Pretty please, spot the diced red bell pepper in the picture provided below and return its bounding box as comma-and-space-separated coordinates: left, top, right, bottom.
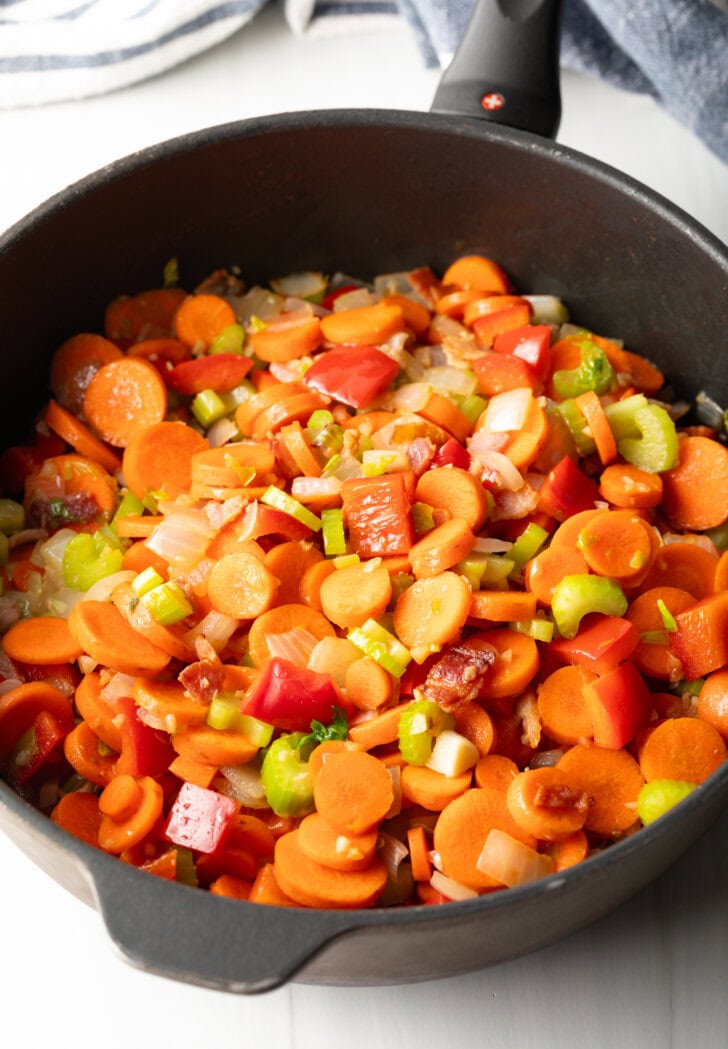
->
244, 502, 313, 541
537, 456, 600, 521
164, 781, 238, 855
432, 438, 472, 471
241, 657, 348, 732
166, 353, 253, 395
304, 345, 400, 409
472, 303, 533, 349
549, 614, 640, 675
472, 352, 535, 396
668, 592, 728, 681
581, 659, 652, 749
342, 473, 415, 558
114, 695, 176, 778
492, 324, 552, 386
7, 710, 70, 785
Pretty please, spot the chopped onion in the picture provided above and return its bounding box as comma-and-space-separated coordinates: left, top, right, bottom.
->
35, 527, 76, 571
11, 528, 48, 552
426, 366, 478, 397
219, 762, 268, 807
0, 677, 23, 695
269, 360, 305, 384
392, 383, 433, 413
206, 416, 239, 448
184, 610, 239, 650
378, 831, 409, 879
332, 287, 373, 311
663, 532, 718, 555
137, 707, 177, 734
470, 447, 524, 492
429, 871, 479, 902
476, 828, 554, 887
523, 295, 569, 325
467, 429, 509, 457
146, 506, 213, 570
265, 627, 319, 666
385, 765, 402, 819
490, 483, 540, 520
236, 285, 284, 324
482, 387, 533, 434
472, 537, 513, 554
78, 655, 98, 675
84, 569, 136, 603
291, 475, 343, 500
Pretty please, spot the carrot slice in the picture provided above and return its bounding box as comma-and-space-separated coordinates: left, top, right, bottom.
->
661, 435, 728, 530
638, 540, 717, 601
344, 657, 396, 711
105, 288, 187, 349
393, 571, 472, 658
2, 615, 83, 665
273, 828, 388, 909
432, 786, 536, 890
400, 765, 472, 811
441, 255, 510, 294
171, 725, 259, 766
263, 540, 323, 606
524, 544, 590, 606
626, 586, 696, 681
63, 721, 117, 787
573, 390, 617, 465
543, 829, 589, 871
0, 681, 75, 763
50, 332, 124, 415
248, 863, 299, 906
506, 766, 590, 842
451, 701, 495, 757
313, 749, 394, 834
174, 293, 237, 350
121, 420, 209, 501
556, 744, 644, 837
83, 358, 167, 448
250, 315, 323, 363
319, 560, 393, 629
347, 702, 412, 750
577, 509, 655, 585
206, 552, 280, 619
132, 678, 210, 730
297, 812, 379, 872
98, 774, 164, 854
246, 603, 336, 668
73, 672, 123, 752
414, 466, 490, 532
598, 463, 663, 509
473, 754, 519, 791
469, 590, 538, 624
44, 400, 122, 474
50, 791, 103, 848
698, 669, 728, 741
537, 665, 597, 745
408, 517, 476, 579
68, 600, 171, 676
320, 302, 405, 345
475, 627, 540, 701
637, 717, 727, 784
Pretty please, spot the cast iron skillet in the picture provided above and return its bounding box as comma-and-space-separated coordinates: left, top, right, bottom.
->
0, 0, 727, 994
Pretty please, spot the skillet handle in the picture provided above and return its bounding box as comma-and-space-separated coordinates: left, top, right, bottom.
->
91, 856, 363, 993
430, 0, 562, 139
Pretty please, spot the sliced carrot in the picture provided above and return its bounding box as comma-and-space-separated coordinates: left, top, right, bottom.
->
637, 716, 727, 784
506, 766, 590, 841
576, 509, 655, 585
273, 828, 388, 909
557, 744, 644, 837
451, 700, 495, 757
543, 829, 589, 871
114, 514, 164, 538
206, 551, 280, 620
626, 586, 696, 681
408, 517, 476, 579
132, 678, 210, 730
417, 393, 472, 444
319, 560, 392, 630
276, 422, 322, 479
524, 543, 590, 606
250, 314, 323, 363
441, 256, 510, 294
105, 288, 187, 349
298, 558, 336, 611
191, 441, 276, 489
83, 358, 167, 448
573, 390, 617, 465
469, 589, 538, 624
234, 381, 307, 438
400, 764, 472, 812
121, 540, 170, 578
598, 462, 663, 509
475, 627, 540, 701
393, 571, 472, 658
247, 862, 299, 906
473, 754, 519, 791
0, 681, 75, 763
661, 435, 728, 531
591, 334, 664, 395
73, 672, 123, 752
406, 824, 433, 882
537, 665, 597, 745
307, 739, 363, 782
208, 874, 252, 900
174, 293, 237, 350
111, 585, 196, 663
45, 400, 122, 474
434, 288, 484, 319
313, 748, 393, 834
433, 786, 535, 890
171, 725, 259, 766
50, 791, 103, 848
414, 466, 490, 532
68, 599, 171, 676
549, 507, 606, 551
50, 332, 124, 415
297, 811, 379, 872
126, 336, 191, 365
638, 541, 717, 600
698, 669, 728, 741
347, 702, 412, 750
63, 720, 117, 787
2, 615, 83, 665
168, 753, 218, 789
344, 657, 396, 711
250, 391, 329, 442
98, 773, 164, 854
263, 540, 322, 606
320, 302, 405, 345
380, 294, 431, 337
121, 421, 209, 501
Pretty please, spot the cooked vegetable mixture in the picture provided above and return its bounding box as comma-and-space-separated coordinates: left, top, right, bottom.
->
1, 254, 728, 908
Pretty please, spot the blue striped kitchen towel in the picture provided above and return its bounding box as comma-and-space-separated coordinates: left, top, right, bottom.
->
1, 0, 726, 162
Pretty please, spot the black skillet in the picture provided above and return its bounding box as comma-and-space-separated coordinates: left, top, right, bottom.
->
0, 0, 727, 993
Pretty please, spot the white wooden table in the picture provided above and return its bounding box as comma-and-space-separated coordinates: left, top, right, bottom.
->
1, 7, 727, 1046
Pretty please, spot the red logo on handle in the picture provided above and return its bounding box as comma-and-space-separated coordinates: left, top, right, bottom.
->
480, 92, 505, 112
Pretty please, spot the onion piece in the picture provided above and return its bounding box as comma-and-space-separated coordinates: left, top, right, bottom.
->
184, 610, 239, 651
100, 672, 137, 705
84, 569, 136, 603
481, 388, 533, 434
265, 627, 319, 667
206, 416, 239, 448
426, 366, 478, 397
476, 828, 554, 887
219, 763, 268, 808
146, 506, 213, 571
430, 870, 479, 901
291, 475, 343, 500
472, 537, 513, 554
378, 831, 409, 879
393, 383, 433, 413
470, 448, 524, 492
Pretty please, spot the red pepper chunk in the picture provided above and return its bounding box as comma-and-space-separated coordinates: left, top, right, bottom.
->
581, 660, 652, 749
538, 456, 600, 521
304, 345, 400, 409
492, 324, 552, 386
549, 614, 640, 676
165, 782, 238, 854
114, 695, 176, 779
342, 473, 415, 558
241, 657, 347, 732
166, 353, 252, 395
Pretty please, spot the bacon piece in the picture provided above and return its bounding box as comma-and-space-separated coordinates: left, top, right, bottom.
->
178, 660, 226, 703
533, 784, 591, 813
26, 492, 99, 529
420, 640, 496, 712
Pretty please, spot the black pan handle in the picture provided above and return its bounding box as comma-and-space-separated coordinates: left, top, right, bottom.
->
430, 0, 563, 139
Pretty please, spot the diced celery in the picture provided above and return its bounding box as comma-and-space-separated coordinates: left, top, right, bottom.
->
174, 846, 199, 887
398, 699, 455, 765
311, 423, 344, 457
220, 380, 256, 413
657, 598, 678, 633
132, 566, 165, 597
348, 618, 412, 677
412, 501, 436, 534
636, 779, 697, 825
62, 532, 124, 592
209, 323, 246, 355
140, 580, 193, 626
163, 256, 179, 288
332, 553, 360, 569
511, 617, 554, 643
306, 409, 335, 434
458, 557, 487, 591
321, 508, 347, 556
508, 522, 549, 568
551, 340, 614, 399
551, 574, 627, 639
261, 486, 322, 532
206, 695, 274, 746
480, 554, 516, 585
617, 404, 678, 473
557, 399, 596, 456
191, 389, 227, 428
457, 393, 488, 425
260, 732, 314, 817
603, 393, 648, 441
390, 572, 415, 601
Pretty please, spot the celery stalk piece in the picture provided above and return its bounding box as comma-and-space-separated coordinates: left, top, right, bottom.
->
191, 388, 228, 428
140, 580, 194, 626
603, 393, 649, 441
320, 508, 347, 556
551, 341, 614, 399
398, 698, 455, 765
508, 522, 549, 568
62, 532, 124, 591
0, 498, 25, 535
131, 566, 165, 598
261, 485, 322, 532
347, 618, 412, 677
260, 732, 314, 817
209, 323, 246, 355
551, 574, 627, 639
617, 404, 678, 473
